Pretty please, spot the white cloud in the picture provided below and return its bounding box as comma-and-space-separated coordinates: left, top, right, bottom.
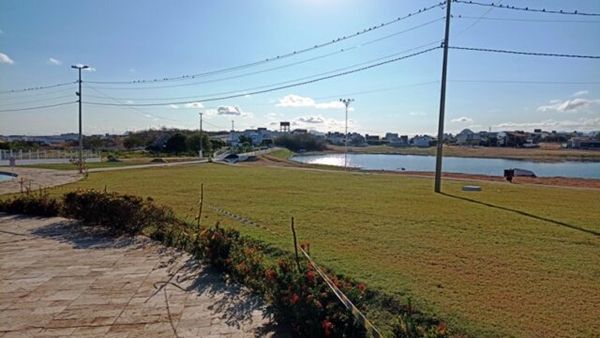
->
0, 52, 14, 65
451, 116, 473, 123
537, 98, 600, 112
48, 57, 62, 65
297, 116, 325, 124
409, 112, 427, 116
292, 115, 354, 131
276, 94, 346, 110
129, 68, 136, 73
126, 100, 134, 104
495, 117, 600, 131
169, 104, 179, 109
572, 90, 589, 97
85, 67, 96, 72
184, 102, 204, 108
218, 105, 243, 116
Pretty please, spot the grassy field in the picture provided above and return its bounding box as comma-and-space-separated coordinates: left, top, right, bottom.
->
328, 143, 600, 162
44, 164, 599, 337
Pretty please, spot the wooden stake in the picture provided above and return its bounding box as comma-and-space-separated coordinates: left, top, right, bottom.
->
196, 183, 204, 233
290, 217, 301, 272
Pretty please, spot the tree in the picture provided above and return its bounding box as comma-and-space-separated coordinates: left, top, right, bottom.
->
165, 133, 188, 154
123, 134, 145, 149
238, 135, 253, 146
274, 134, 326, 152
186, 133, 212, 155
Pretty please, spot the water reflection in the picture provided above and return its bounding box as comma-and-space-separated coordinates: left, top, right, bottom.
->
292, 153, 600, 179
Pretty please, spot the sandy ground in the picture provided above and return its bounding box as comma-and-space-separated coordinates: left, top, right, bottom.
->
0, 214, 283, 337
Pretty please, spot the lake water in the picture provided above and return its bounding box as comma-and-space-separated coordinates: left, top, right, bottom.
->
291, 153, 600, 179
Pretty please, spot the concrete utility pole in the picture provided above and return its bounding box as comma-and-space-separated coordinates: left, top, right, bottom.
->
339, 98, 354, 170
71, 64, 89, 174
198, 112, 203, 158
434, 0, 451, 193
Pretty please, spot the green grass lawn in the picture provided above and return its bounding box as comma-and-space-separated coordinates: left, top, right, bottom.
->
268, 148, 294, 160
45, 164, 600, 337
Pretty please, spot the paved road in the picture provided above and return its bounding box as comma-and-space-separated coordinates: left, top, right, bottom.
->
0, 214, 283, 337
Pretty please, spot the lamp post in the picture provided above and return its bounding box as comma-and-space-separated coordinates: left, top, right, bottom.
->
339, 98, 354, 170
71, 64, 89, 174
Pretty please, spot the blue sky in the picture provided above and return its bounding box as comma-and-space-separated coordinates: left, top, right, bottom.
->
1, 0, 599, 136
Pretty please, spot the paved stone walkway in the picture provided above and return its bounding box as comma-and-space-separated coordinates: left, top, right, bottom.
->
0, 214, 283, 337
0, 168, 81, 195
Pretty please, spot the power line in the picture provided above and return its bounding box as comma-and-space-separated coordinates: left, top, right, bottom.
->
83, 40, 442, 104
0, 101, 76, 113
454, 0, 501, 38
449, 46, 600, 59
0, 94, 75, 107
0, 81, 77, 95
456, 15, 600, 24
86, 86, 184, 123
88, 18, 445, 92
453, 0, 600, 17
84, 2, 445, 85
84, 46, 440, 107
450, 79, 600, 85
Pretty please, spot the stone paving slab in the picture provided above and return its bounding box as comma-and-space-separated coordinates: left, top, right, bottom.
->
0, 168, 81, 195
0, 214, 284, 337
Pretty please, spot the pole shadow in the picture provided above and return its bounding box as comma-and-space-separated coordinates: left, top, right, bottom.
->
439, 192, 599, 237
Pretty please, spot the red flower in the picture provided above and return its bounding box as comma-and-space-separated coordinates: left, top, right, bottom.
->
358, 283, 366, 293
306, 270, 315, 284
322, 319, 334, 337
437, 322, 447, 335
290, 293, 300, 305
265, 268, 278, 281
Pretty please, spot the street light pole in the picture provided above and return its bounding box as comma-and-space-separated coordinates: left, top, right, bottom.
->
71, 64, 89, 174
339, 98, 354, 170
199, 112, 203, 158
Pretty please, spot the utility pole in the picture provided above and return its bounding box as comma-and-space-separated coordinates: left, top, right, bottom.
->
339, 98, 354, 170
198, 112, 203, 158
71, 64, 89, 174
434, 0, 451, 193
231, 120, 234, 132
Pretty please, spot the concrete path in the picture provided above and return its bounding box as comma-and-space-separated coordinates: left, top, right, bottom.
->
0, 168, 81, 195
86, 160, 208, 173
0, 214, 283, 337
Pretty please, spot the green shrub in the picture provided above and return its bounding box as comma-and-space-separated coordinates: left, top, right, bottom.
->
0, 191, 61, 217
62, 190, 178, 235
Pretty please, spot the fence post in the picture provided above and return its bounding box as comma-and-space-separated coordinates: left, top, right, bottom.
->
197, 183, 204, 233
290, 217, 301, 272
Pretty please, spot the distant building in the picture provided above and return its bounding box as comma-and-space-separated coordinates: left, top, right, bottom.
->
567, 137, 600, 150
292, 129, 308, 135
365, 134, 380, 145
497, 131, 529, 147
384, 133, 399, 143
456, 129, 481, 146
411, 135, 433, 147
326, 132, 345, 145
